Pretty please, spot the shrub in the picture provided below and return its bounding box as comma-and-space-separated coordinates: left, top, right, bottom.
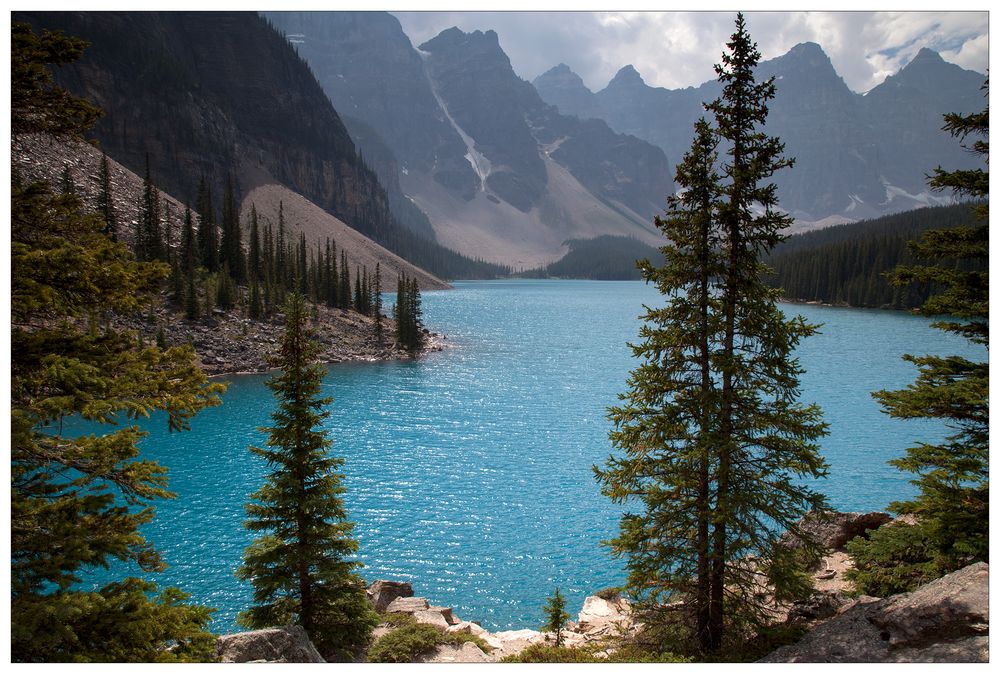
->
366, 620, 492, 663
367, 623, 443, 663
845, 523, 942, 597
502, 643, 689, 663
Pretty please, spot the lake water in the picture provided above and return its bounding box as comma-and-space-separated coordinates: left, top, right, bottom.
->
79, 280, 984, 633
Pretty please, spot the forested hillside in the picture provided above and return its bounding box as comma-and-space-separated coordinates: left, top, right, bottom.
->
766, 203, 982, 308
524, 236, 663, 280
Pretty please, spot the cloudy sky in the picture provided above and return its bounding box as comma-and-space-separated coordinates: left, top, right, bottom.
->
393, 9, 988, 94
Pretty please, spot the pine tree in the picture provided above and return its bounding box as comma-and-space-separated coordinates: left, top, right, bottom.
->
11, 22, 222, 662
60, 164, 75, 195
849, 85, 989, 593
195, 176, 218, 272
542, 588, 570, 647
339, 251, 352, 310
596, 15, 828, 655
219, 176, 245, 283
137, 153, 164, 262
97, 152, 117, 241
373, 262, 384, 346
236, 292, 378, 659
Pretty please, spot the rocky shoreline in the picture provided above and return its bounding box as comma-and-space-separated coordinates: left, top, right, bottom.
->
214, 511, 989, 663
121, 302, 449, 377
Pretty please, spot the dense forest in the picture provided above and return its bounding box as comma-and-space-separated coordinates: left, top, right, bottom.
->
765, 203, 983, 308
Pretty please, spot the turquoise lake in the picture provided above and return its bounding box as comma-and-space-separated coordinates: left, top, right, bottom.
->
80, 279, 984, 633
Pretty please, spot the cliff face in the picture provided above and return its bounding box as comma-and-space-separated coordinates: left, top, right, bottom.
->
261, 13, 671, 267
17, 13, 377, 219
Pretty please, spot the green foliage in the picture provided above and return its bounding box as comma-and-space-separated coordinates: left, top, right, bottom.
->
366, 621, 492, 663
11, 22, 223, 661
12, 580, 218, 663
236, 292, 377, 659
845, 523, 941, 597
11, 22, 101, 138
542, 587, 570, 646
596, 15, 828, 656
393, 274, 425, 353
864, 83, 989, 579
502, 643, 691, 663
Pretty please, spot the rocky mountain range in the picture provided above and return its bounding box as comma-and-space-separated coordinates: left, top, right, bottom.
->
13, 11, 504, 280
265, 12, 671, 268
534, 42, 986, 227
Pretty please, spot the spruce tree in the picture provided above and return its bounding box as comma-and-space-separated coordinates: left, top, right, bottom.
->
137, 153, 164, 262
542, 588, 570, 647
373, 262, 384, 345
11, 22, 222, 662
596, 14, 828, 655
97, 152, 117, 241
219, 176, 245, 283
848, 86, 989, 593
236, 292, 377, 659
195, 176, 218, 272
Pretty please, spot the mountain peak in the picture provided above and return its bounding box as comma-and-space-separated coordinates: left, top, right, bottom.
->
608, 64, 645, 88
912, 47, 945, 64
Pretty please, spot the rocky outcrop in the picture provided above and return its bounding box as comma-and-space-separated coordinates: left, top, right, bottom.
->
367, 580, 414, 613
576, 593, 635, 638
780, 510, 893, 553
761, 562, 989, 662
416, 641, 492, 663
216, 626, 325, 663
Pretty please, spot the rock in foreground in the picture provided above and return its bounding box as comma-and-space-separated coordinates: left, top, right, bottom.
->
216, 625, 325, 663
761, 562, 988, 662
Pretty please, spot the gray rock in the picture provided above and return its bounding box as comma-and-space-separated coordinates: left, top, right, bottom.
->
415, 641, 491, 663
385, 596, 430, 614
412, 609, 451, 629
368, 579, 414, 612
216, 625, 325, 663
780, 510, 892, 552
761, 562, 988, 662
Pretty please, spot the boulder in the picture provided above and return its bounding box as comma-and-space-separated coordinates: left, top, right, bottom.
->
415, 641, 491, 663
786, 592, 857, 626
412, 609, 451, 629
216, 626, 325, 663
385, 596, 430, 614
760, 562, 988, 662
484, 629, 546, 658
446, 620, 489, 638
780, 511, 892, 552
368, 580, 414, 612
577, 594, 633, 635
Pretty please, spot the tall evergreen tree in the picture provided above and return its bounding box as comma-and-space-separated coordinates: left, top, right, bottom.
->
373, 262, 384, 345
542, 588, 570, 647
848, 86, 989, 593
137, 153, 164, 262
596, 14, 828, 655
195, 176, 218, 272
339, 251, 352, 310
11, 22, 222, 662
236, 292, 378, 659
219, 176, 245, 283
96, 152, 117, 241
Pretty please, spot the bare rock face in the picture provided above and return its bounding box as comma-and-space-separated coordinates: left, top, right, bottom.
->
216, 626, 325, 663
384, 596, 430, 614
577, 594, 634, 637
780, 511, 893, 552
761, 562, 989, 663
416, 641, 491, 663
368, 580, 414, 612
